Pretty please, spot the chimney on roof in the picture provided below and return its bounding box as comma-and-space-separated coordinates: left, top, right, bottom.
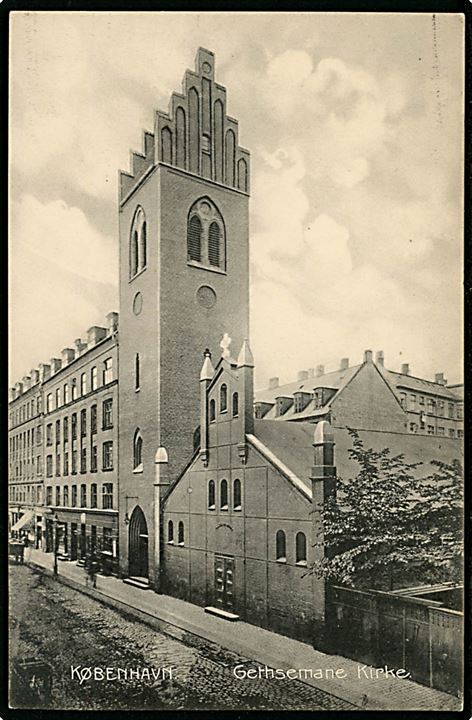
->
30, 369, 40, 385
401, 363, 410, 375
61, 348, 75, 366
9, 387, 16, 402
308, 368, 315, 378
297, 370, 309, 381
74, 338, 88, 356
106, 311, 119, 335
87, 326, 107, 346
268, 377, 279, 390
340, 358, 349, 371
435, 372, 447, 386
39, 363, 51, 382
364, 350, 373, 363
22, 376, 31, 391
15, 381, 24, 395
50, 358, 62, 375
376, 351, 384, 367
316, 364, 325, 377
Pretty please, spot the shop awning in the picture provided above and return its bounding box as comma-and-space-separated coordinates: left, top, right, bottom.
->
11, 510, 34, 532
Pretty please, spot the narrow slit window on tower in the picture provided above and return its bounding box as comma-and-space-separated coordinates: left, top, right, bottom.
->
133, 430, 143, 471
132, 230, 139, 276
135, 353, 140, 391
208, 222, 220, 267
141, 221, 147, 269
187, 215, 202, 262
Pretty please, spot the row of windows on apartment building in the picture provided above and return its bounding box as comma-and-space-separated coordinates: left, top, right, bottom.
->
166, 520, 308, 565
400, 393, 461, 419
10, 395, 41, 427
10, 484, 43, 505
11, 456, 42, 479
10, 425, 42, 455
45, 358, 113, 414
45, 400, 113, 448
209, 386, 239, 421
409, 423, 463, 438
46, 441, 114, 477
45, 482, 114, 510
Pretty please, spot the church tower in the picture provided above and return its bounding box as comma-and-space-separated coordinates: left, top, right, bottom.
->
118, 48, 250, 585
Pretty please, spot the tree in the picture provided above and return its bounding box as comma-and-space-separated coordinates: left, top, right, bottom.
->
311, 429, 463, 590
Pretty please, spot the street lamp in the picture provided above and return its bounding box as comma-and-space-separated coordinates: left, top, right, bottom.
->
51, 513, 59, 576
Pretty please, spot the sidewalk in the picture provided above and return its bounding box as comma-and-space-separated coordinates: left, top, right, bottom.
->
24, 548, 460, 712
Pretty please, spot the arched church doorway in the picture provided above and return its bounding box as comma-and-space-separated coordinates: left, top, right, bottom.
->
128, 506, 148, 578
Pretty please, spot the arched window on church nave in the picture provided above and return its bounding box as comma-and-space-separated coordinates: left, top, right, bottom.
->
220, 384, 227, 413
133, 429, 143, 471
233, 478, 241, 510
208, 479, 216, 509
130, 206, 147, 279
232, 392, 239, 417
167, 520, 174, 543
187, 197, 226, 270
296, 532, 307, 565
276, 530, 286, 562
178, 521, 185, 545
220, 479, 228, 510
209, 398, 216, 422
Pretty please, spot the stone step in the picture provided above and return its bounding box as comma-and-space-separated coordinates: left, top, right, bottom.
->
204, 606, 240, 621
123, 576, 151, 590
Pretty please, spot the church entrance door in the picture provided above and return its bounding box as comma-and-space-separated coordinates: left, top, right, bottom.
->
128, 506, 148, 578
214, 555, 235, 611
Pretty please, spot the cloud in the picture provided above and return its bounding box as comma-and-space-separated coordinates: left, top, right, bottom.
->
11, 195, 118, 286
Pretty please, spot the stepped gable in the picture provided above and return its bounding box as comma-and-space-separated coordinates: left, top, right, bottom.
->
120, 48, 250, 203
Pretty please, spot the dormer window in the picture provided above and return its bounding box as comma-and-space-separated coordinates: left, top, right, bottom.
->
187, 198, 226, 271
130, 206, 147, 279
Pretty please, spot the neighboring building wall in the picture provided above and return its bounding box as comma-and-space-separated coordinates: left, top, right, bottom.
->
118, 48, 250, 584
8, 378, 44, 546
331, 359, 406, 432
42, 331, 119, 565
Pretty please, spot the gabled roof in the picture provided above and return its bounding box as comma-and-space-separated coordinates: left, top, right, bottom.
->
250, 419, 462, 499
383, 370, 460, 400
255, 364, 362, 420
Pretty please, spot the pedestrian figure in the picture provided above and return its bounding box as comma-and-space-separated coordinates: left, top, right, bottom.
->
23, 535, 31, 562
87, 558, 97, 589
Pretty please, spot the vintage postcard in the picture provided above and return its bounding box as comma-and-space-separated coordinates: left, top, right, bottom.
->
8, 10, 464, 714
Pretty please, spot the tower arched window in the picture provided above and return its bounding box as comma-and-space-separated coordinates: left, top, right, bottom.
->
233, 478, 242, 510
220, 384, 227, 413
168, 520, 174, 543
276, 530, 286, 561
130, 206, 147, 279
209, 399, 216, 422
220, 479, 228, 509
208, 479, 216, 509
208, 222, 220, 267
296, 532, 307, 565
232, 392, 239, 417
135, 353, 140, 391
133, 429, 143, 471
187, 197, 226, 270
178, 521, 185, 545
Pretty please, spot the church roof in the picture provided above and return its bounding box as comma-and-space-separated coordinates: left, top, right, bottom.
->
250, 420, 462, 500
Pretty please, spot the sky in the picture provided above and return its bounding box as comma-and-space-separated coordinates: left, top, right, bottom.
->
9, 12, 464, 388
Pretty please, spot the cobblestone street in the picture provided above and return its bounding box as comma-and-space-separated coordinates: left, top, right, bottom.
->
9, 564, 355, 711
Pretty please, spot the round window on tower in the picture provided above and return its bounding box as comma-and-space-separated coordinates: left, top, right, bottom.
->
196, 285, 217, 309
133, 291, 143, 316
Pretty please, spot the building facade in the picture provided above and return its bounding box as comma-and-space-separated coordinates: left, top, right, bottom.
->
255, 351, 464, 439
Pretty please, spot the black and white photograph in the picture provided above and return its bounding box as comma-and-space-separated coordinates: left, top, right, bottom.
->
8, 10, 464, 713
